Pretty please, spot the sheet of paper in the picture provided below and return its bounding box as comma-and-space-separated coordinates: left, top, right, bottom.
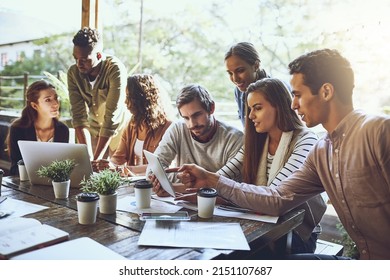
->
214, 207, 279, 224
151, 195, 198, 211
0, 197, 48, 219
151, 196, 278, 223
138, 221, 250, 251
117, 196, 183, 214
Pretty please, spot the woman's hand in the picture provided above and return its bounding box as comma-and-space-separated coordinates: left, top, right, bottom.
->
125, 165, 147, 176
177, 164, 220, 192
91, 159, 110, 172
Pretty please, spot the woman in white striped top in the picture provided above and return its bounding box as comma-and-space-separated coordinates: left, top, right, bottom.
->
242, 78, 326, 255
203, 78, 326, 255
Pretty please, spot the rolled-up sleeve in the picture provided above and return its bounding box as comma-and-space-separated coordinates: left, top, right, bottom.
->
68, 66, 89, 128
99, 61, 127, 138
215, 152, 324, 216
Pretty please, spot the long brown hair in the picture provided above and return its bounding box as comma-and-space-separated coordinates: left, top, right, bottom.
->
7, 80, 57, 157
242, 78, 303, 184
11, 80, 56, 128
126, 74, 169, 132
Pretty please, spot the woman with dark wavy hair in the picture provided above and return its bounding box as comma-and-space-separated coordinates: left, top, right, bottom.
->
7, 80, 69, 175
95, 74, 172, 175
225, 42, 270, 127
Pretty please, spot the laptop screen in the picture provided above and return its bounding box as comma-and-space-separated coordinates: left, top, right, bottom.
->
18, 141, 93, 188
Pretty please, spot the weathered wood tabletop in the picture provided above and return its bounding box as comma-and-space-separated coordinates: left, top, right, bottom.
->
1, 176, 304, 260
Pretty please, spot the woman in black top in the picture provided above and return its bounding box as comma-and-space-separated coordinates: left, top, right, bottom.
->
7, 80, 69, 175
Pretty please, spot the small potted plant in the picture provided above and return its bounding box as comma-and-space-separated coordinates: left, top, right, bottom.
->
37, 159, 76, 199
80, 169, 122, 214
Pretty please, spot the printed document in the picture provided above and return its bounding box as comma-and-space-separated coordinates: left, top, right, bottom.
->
138, 221, 250, 250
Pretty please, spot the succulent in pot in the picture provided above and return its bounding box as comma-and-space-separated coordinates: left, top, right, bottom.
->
37, 159, 76, 183
80, 169, 122, 195
80, 169, 122, 214
37, 159, 76, 199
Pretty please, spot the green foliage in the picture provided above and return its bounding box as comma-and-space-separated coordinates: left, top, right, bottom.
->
335, 222, 360, 259
37, 159, 76, 182
80, 169, 122, 195
0, 49, 66, 76
2, 0, 388, 116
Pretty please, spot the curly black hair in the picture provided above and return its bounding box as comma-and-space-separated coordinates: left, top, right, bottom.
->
126, 74, 169, 131
72, 27, 101, 51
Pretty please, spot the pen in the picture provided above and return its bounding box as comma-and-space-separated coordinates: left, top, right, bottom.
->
165, 167, 180, 174
123, 163, 137, 177
129, 178, 145, 183
0, 196, 7, 204
176, 192, 197, 199
217, 205, 254, 214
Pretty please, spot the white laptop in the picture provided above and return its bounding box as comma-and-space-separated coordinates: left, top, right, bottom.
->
143, 150, 176, 197
18, 141, 92, 188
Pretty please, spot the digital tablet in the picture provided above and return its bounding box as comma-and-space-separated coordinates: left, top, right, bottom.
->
143, 150, 176, 197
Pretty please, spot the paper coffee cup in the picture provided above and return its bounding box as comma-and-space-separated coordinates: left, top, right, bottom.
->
197, 188, 218, 218
134, 180, 152, 209
0, 169, 3, 196
18, 164, 29, 181
76, 193, 99, 224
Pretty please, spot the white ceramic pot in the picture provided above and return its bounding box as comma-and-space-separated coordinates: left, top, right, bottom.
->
52, 180, 71, 199
98, 192, 117, 214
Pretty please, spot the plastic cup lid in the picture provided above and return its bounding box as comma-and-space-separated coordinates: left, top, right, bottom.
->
197, 187, 218, 198
77, 192, 99, 202
134, 179, 153, 189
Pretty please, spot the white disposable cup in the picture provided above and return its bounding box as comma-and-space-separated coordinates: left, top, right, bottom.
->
197, 188, 218, 218
18, 164, 29, 181
0, 169, 3, 196
76, 193, 99, 225
134, 180, 152, 209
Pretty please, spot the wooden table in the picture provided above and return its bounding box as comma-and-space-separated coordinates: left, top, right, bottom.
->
1, 176, 304, 260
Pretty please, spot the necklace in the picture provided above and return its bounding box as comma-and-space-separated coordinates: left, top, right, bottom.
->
35, 125, 55, 142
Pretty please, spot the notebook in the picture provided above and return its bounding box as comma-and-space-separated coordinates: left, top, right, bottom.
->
0, 217, 69, 260
143, 150, 176, 197
11, 237, 127, 260
18, 140, 93, 188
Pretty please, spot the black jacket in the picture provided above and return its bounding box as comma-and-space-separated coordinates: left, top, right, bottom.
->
8, 120, 69, 175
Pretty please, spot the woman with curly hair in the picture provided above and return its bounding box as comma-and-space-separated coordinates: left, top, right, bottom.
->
94, 74, 172, 175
